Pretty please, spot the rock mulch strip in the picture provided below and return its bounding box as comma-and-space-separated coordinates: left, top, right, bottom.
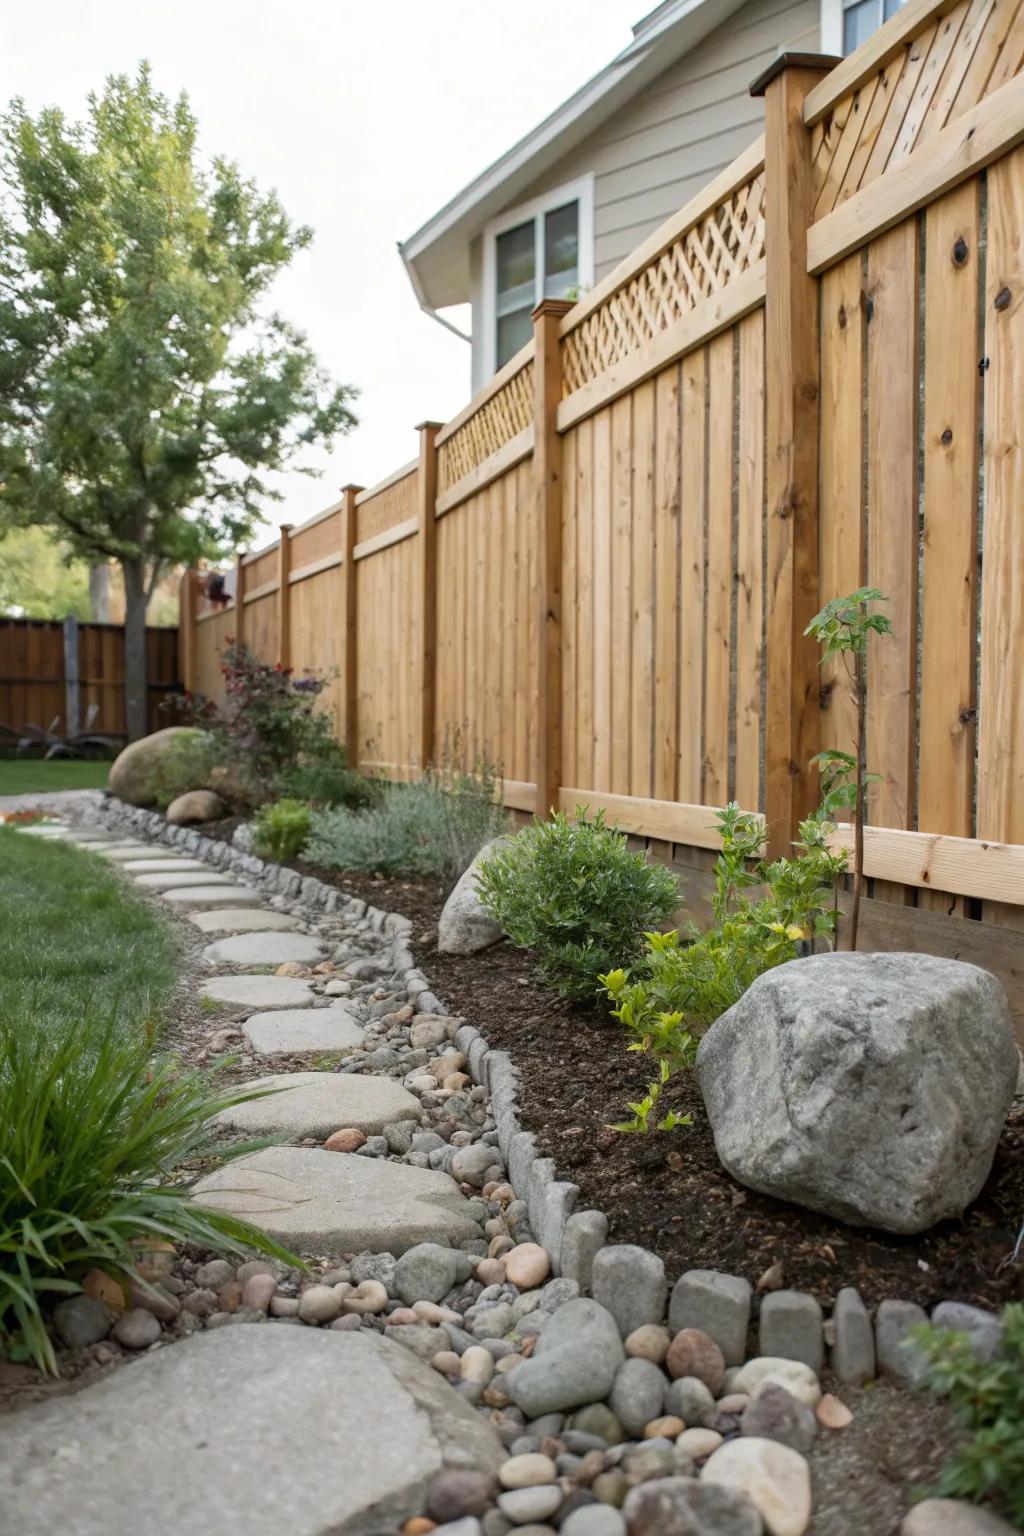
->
7, 805, 1012, 1536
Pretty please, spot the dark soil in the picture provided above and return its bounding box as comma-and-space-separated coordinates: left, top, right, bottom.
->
191, 817, 1024, 1311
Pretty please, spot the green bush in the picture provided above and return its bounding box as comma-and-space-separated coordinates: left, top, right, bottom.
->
915, 1304, 1024, 1524
277, 746, 380, 810
602, 802, 845, 1060
0, 1015, 296, 1374
476, 808, 680, 1002
146, 730, 222, 811
251, 797, 313, 861
305, 762, 507, 882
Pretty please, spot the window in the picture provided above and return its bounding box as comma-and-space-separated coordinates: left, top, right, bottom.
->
820, 0, 908, 53
483, 177, 594, 376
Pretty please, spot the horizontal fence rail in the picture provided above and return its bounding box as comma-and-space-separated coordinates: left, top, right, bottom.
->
183, 0, 1024, 1032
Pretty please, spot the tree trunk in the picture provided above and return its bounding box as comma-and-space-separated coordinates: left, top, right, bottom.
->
89, 562, 113, 623
122, 557, 149, 741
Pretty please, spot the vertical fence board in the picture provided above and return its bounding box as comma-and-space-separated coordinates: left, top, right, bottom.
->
865, 221, 919, 859
735, 310, 765, 812
678, 351, 706, 803
654, 366, 681, 801
704, 332, 733, 808
592, 408, 613, 792
610, 394, 633, 796
630, 380, 655, 798
919, 180, 981, 843
574, 419, 595, 790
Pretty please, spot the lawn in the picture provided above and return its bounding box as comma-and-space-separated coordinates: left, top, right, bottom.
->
0, 827, 179, 1033
0, 757, 112, 796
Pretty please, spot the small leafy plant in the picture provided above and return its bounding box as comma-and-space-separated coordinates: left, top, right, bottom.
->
609, 1058, 692, 1134
601, 803, 846, 1125
805, 587, 892, 950
914, 1304, 1024, 1524
477, 808, 680, 1002
251, 797, 313, 862
146, 730, 222, 810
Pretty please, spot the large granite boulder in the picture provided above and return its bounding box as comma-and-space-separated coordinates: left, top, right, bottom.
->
107, 727, 205, 808
437, 839, 505, 955
696, 952, 1017, 1234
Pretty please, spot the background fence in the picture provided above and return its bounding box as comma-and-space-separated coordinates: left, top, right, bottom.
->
183, 0, 1024, 1033
0, 618, 179, 741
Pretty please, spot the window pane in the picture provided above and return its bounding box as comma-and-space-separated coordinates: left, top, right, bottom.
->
844, 0, 881, 51
882, 0, 905, 18
497, 306, 533, 368
543, 201, 579, 298
496, 221, 535, 310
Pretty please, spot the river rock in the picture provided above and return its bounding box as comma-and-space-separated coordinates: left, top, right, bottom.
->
609, 1358, 667, 1437
505, 1299, 624, 1417
166, 789, 224, 825
901, 1500, 1022, 1535
696, 952, 1018, 1234
740, 1384, 818, 1454
623, 1476, 763, 1535
701, 1437, 812, 1536
591, 1246, 667, 1338
394, 1243, 473, 1305
52, 1295, 113, 1350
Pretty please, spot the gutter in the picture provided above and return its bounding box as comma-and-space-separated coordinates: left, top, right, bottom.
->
398, 240, 472, 344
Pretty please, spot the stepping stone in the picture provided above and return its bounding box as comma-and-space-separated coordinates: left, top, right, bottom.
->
0, 1328, 504, 1536
61, 830, 114, 843
163, 885, 262, 906
189, 908, 301, 934
213, 1071, 421, 1138
120, 858, 209, 874
243, 1007, 366, 1056
202, 933, 325, 967
94, 844, 156, 860
132, 871, 235, 890
193, 1146, 482, 1252
17, 824, 67, 837
200, 974, 314, 1009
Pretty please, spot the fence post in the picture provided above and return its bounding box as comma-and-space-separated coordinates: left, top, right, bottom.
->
178, 570, 197, 693
234, 554, 247, 649
277, 524, 294, 670
532, 297, 574, 818
752, 52, 838, 857
62, 615, 80, 737
340, 485, 363, 766
415, 422, 442, 772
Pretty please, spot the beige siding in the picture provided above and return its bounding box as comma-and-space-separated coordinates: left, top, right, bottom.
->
471, 0, 819, 386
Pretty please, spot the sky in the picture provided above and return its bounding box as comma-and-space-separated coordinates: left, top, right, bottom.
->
6, 0, 640, 541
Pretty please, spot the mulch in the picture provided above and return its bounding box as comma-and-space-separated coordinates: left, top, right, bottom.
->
196, 818, 1024, 1311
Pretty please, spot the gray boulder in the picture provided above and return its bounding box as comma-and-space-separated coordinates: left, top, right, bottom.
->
437, 841, 505, 955
696, 952, 1018, 1234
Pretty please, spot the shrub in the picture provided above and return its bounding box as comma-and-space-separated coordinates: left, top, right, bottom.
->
476, 808, 680, 1002
276, 745, 380, 810
0, 1015, 296, 1374
601, 804, 845, 1097
306, 762, 507, 882
146, 730, 222, 811
914, 1304, 1024, 1524
251, 797, 313, 861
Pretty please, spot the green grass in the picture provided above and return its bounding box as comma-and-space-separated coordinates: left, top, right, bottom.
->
0, 828, 180, 1035
0, 758, 112, 795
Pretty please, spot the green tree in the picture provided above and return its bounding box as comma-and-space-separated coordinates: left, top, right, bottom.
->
0, 64, 356, 737
0, 527, 92, 619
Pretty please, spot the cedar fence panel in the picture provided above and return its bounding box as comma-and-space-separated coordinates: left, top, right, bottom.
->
183, 0, 1024, 1024
0, 618, 179, 739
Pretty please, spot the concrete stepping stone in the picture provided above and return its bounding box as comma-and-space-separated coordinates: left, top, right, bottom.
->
163, 884, 262, 906
200, 974, 314, 1009
193, 1145, 482, 1252
202, 933, 325, 967
189, 908, 302, 934
0, 1328, 503, 1536
93, 843, 158, 858
120, 858, 209, 874
213, 1071, 421, 1138
17, 824, 67, 837
243, 1007, 366, 1056
133, 871, 236, 890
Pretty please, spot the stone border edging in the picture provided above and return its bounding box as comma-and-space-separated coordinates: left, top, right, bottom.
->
85, 796, 1008, 1390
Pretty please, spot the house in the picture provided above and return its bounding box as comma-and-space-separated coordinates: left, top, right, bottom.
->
400, 0, 906, 392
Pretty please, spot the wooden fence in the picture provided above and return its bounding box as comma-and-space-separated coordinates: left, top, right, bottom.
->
0, 618, 180, 741
183, 0, 1024, 1027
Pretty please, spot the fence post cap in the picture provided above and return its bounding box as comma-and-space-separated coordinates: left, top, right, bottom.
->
531, 298, 575, 322
414, 419, 444, 432
749, 51, 841, 96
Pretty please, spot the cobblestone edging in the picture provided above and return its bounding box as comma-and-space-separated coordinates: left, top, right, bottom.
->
87, 797, 1008, 1390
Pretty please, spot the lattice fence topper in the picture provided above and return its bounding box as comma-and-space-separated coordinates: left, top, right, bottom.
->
436, 356, 535, 492
561, 171, 766, 394
356, 469, 418, 545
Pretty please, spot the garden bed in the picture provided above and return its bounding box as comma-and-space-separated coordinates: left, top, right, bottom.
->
191, 824, 1024, 1313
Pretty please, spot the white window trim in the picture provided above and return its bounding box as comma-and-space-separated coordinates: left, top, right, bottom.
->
481, 174, 595, 380
820, 0, 844, 55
